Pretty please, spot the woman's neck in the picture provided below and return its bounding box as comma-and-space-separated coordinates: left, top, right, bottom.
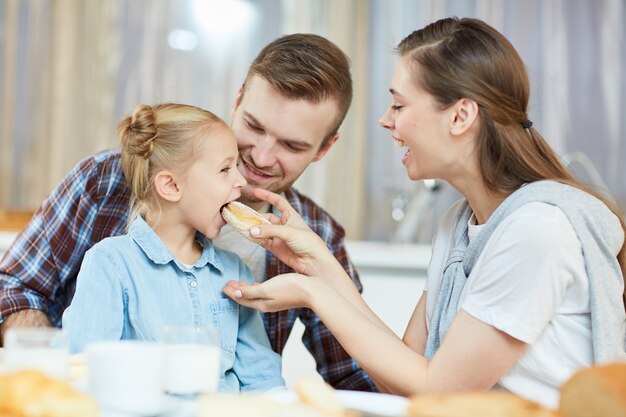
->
465, 189, 507, 225
448, 170, 509, 225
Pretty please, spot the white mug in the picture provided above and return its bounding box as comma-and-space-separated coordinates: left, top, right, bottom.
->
86, 340, 164, 415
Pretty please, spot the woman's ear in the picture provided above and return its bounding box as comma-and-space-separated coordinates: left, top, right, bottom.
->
449, 98, 479, 136
154, 171, 182, 202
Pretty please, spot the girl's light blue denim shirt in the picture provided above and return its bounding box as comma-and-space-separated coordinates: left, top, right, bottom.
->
62, 216, 285, 392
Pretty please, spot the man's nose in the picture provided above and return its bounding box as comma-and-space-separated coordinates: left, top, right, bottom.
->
250, 136, 277, 168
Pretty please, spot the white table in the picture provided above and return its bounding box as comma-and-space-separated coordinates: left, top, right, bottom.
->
0, 231, 18, 258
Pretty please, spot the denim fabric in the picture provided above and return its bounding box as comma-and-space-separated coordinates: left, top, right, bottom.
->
62, 216, 284, 392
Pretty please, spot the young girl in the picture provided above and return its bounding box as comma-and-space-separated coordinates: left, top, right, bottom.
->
223, 18, 626, 407
63, 103, 285, 392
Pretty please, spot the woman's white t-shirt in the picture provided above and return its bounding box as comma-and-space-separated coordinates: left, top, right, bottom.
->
425, 200, 592, 408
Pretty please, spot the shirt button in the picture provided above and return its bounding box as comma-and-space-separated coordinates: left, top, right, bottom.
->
190, 281, 198, 288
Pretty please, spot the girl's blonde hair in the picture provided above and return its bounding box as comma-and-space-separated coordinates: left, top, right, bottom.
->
397, 17, 626, 303
118, 103, 228, 224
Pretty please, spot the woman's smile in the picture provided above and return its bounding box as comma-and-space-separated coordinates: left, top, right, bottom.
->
392, 136, 411, 166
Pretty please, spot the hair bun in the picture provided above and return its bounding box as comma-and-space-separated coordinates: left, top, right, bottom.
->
118, 104, 159, 159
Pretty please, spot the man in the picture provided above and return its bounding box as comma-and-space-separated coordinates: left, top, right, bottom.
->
0, 34, 376, 391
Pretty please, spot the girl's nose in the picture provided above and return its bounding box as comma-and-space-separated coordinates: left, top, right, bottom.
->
234, 168, 246, 189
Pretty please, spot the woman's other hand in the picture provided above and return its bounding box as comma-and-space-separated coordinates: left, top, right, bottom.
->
223, 274, 320, 312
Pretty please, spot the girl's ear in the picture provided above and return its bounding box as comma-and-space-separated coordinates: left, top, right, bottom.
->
154, 171, 182, 202
449, 98, 479, 136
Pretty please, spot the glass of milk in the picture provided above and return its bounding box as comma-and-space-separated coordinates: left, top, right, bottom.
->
4, 327, 69, 380
160, 325, 221, 397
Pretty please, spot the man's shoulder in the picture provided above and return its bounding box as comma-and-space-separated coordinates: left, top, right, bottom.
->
76, 149, 123, 176
39, 149, 127, 214
66, 149, 127, 199
61, 149, 123, 186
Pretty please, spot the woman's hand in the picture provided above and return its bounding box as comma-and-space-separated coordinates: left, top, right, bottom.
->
252, 188, 342, 278
223, 274, 321, 313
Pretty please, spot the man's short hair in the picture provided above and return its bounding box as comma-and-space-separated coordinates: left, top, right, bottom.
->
242, 33, 353, 147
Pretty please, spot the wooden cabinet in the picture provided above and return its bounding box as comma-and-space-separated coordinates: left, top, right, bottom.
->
0, 210, 33, 231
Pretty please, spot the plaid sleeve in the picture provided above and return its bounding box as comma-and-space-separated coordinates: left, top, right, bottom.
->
0, 150, 129, 327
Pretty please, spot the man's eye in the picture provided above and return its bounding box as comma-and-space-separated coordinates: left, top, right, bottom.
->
246, 121, 263, 132
283, 142, 303, 152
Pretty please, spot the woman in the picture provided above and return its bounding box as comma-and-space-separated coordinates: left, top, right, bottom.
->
224, 17, 626, 407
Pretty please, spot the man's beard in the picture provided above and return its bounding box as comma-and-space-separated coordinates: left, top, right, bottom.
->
239, 184, 263, 204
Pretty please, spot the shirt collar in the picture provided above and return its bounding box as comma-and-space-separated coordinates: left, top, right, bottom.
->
129, 216, 224, 273
283, 189, 302, 213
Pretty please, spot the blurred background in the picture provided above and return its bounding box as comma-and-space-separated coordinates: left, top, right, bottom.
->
1, 0, 625, 243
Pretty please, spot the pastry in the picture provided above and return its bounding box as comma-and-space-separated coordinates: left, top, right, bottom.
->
559, 362, 626, 417
0, 370, 99, 417
407, 391, 556, 417
221, 201, 271, 245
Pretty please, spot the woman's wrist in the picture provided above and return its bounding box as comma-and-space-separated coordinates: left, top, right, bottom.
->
306, 278, 333, 311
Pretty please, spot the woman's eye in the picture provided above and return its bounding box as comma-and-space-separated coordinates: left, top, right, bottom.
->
391, 105, 403, 111
221, 167, 231, 173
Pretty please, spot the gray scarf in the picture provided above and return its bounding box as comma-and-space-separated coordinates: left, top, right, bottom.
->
424, 180, 626, 363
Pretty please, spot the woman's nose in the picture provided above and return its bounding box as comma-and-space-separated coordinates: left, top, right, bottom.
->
379, 108, 393, 129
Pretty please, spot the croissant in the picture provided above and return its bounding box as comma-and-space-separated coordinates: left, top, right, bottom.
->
0, 370, 99, 417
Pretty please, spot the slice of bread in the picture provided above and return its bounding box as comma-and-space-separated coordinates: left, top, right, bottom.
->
559, 363, 626, 417
407, 392, 557, 417
295, 378, 357, 417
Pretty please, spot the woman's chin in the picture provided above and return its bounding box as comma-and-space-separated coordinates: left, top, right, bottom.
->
406, 167, 421, 181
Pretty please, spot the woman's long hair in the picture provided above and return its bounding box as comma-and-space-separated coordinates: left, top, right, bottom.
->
397, 17, 626, 303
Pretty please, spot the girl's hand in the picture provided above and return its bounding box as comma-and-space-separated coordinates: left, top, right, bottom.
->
252, 188, 339, 277
223, 274, 320, 313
